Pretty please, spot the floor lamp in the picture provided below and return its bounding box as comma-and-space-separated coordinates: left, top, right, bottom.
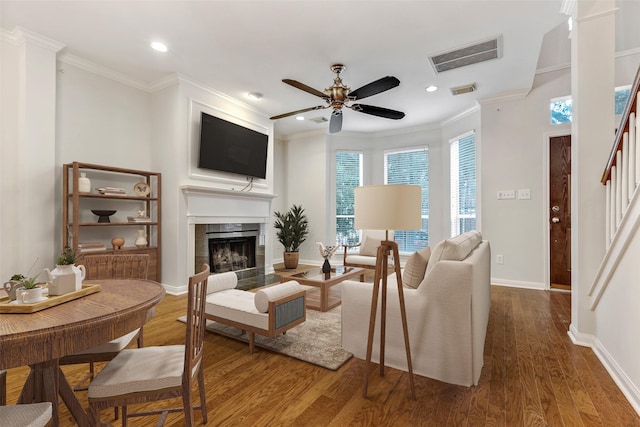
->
354, 184, 421, 400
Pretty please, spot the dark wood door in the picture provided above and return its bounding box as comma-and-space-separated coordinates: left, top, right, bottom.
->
549, 135, 571, 289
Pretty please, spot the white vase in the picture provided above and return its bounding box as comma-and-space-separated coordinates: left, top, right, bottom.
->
135, 229, 147, 247
78, 172, 91, 193
45, 264, 86, 295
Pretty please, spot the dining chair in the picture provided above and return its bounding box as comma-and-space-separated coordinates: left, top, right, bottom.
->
88, 264, 210, 426
59, 254, 150, 391
1, 369, 6, 405
0, 401, 53, 427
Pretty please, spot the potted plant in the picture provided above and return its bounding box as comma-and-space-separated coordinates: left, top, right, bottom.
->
45, 246, 86, 295
274, 204, 310, 269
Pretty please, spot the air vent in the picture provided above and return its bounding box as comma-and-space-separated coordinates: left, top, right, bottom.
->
450, 83, 477, 96
429, 35, 502, 73
310, 116, 328, 123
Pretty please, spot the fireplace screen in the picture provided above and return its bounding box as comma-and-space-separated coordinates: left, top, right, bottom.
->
209, 236, 256, 273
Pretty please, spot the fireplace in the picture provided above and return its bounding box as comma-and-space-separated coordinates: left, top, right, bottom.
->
195, 223, 264, 280
209, 236, 256, 273
182, 185, 275, 291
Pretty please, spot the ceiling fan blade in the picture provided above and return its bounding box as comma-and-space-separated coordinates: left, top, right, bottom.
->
329, 111, 343, 133
352, 104, 405, 120
349, 76, 400, 100
270, 105, 327, 120
283, 79, 329, 99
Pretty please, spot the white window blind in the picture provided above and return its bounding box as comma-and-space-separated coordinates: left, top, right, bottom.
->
450, 131, 476, 236
336, 151, 362, 245
384, 147, 429, 252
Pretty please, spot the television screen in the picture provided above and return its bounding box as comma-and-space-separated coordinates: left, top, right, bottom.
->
198, 112, 268, 179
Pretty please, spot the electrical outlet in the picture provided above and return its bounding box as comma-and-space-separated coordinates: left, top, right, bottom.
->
496, 254, 504, 264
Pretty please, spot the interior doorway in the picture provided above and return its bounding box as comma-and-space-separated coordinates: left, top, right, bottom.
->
549, 135, 572, 290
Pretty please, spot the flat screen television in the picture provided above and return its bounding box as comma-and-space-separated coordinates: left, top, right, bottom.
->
198, 112, 268, 179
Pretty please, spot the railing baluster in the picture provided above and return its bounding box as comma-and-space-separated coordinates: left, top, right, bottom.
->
605, 180, 611, 245
629, 112, 636, 199
616, 151, 622, 226
622, 133, 629, 213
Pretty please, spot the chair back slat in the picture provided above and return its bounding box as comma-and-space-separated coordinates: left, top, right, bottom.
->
83, 254, 150, 280
185, 264, 210, 383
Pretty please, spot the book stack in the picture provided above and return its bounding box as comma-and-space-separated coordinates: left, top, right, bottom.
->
97, 186, 126, 196
77, 241, 107, 253
128, 216, 152, 223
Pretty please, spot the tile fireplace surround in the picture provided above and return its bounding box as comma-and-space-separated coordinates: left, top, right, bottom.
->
182, 185, 276, 280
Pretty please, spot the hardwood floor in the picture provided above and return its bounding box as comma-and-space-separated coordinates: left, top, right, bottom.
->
5, 277, 639, 426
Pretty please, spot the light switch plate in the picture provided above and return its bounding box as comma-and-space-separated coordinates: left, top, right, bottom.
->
518, 188, 531, 200
497, 190, 515, 200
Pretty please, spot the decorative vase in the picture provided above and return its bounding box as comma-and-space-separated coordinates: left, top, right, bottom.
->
283, 252, 299, 269
111, 237, 125, 250
45, 264, 86, 295
135, 229, 147, 248
322, 258, 331, 273
78, 172, 91, 193
322, 258, 331, 279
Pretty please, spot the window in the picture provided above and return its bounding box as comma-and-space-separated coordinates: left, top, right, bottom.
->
384, 148, 429, 252
450, 131, 476, 236
550, 86, 632, 124
550, 96, 572, 124
336, 151, 362, 245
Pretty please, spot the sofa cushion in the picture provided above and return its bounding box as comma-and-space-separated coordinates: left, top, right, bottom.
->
254, 280, 303, 313
402, 247, 431, 289
426, 230, 482, 276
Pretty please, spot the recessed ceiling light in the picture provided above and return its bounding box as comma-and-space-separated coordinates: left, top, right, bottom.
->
296, 116, 305, 121
150, 41, 168, 52
426, 85, 438, 92
247, 92, 263, 100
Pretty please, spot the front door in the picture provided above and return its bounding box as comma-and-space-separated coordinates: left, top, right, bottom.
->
549, 135, 571, 289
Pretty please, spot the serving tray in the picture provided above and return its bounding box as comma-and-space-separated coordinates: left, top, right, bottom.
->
0, 283, 101, 314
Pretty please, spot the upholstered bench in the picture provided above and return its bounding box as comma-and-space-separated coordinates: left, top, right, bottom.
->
204, 272, 306, 352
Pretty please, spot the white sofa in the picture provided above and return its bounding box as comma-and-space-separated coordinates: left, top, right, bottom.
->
341, 230, 491, 386
204, 272, 306, 353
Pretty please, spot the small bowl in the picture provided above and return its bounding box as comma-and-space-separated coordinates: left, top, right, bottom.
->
91, 210, 116, 223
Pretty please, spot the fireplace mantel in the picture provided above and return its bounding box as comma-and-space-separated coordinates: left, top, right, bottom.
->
181, 185, 276, 225
182, 185, 277, 279
181, 185, 276, 201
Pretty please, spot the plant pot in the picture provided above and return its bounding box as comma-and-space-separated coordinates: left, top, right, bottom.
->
283, 252, 299, 269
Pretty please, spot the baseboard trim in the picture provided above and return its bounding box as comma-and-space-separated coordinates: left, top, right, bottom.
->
592, 336, 640, 417
490, 278, 545, 290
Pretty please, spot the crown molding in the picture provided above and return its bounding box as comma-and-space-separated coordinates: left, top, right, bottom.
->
477, 89, 529, 105
1, 26, 65, 52
440, 103, 481, 127
58, 53, 152, 92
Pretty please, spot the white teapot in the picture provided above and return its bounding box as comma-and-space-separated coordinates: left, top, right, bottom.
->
45, 264, 85, 295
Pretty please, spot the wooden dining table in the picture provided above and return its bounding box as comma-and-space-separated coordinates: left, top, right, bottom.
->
0, 279, 165, 426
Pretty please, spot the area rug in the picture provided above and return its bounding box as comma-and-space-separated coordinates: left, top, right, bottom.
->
177, 306, 352, 370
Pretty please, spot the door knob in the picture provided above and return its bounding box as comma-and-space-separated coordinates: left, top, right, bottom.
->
551, 217, 560, 223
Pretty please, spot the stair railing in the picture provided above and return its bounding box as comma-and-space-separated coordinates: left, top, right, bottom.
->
601, 66, 640, 246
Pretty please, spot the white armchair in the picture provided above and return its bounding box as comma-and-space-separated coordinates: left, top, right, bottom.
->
343, 229, 394, 269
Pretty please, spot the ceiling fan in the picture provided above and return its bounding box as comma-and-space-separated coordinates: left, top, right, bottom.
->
270, 64, 405, 133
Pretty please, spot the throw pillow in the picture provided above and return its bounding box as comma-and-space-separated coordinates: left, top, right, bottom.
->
360, 235, 380, 257
402, 248, 430, 289
425, 230, 482, 276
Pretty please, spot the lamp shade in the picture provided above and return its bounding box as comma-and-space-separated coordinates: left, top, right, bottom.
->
354, 184, 422, 231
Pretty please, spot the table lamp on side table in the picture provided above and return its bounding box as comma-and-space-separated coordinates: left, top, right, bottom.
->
354, 184, 422, 400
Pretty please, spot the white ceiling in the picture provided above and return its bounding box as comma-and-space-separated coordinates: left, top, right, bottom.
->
0, 0, 629, 138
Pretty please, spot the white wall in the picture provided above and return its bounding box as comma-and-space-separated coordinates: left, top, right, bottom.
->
279, 131, 328, 265
1, 29, 62, 281
481, 69, 571, 289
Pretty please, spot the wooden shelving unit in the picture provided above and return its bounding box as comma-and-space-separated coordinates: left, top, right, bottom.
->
62, 162, 162, 281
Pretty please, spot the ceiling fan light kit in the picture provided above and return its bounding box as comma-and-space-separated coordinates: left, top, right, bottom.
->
270, 64, 405, 133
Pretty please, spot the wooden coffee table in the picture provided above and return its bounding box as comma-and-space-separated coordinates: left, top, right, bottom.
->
280, 266, 365, 312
